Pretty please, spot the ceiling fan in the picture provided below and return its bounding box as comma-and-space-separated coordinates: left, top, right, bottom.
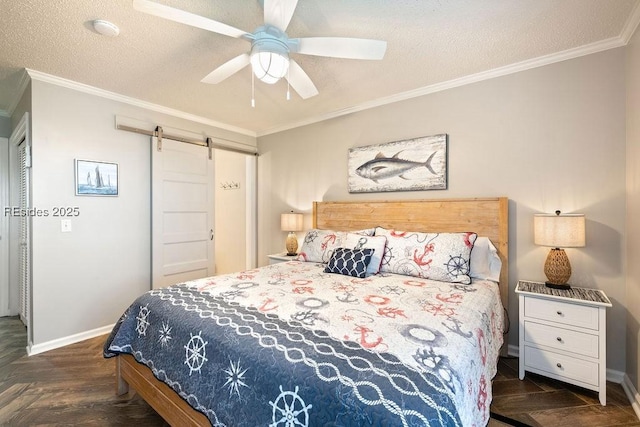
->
133, 0, 387, 100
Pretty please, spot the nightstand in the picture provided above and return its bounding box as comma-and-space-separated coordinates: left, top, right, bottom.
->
516, 280, 612, 405
268, 253, 298, 265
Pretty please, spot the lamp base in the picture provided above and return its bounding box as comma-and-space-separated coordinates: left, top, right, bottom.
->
545, 281, 571, 290
285, 232, 298, 257
543, 248, 572, 288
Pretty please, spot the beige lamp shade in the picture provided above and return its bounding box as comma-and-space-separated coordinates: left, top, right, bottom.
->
280, 212, 304, 232
534, 211, 585, 289
534, 212, 585, 248
281, 212, 303, 256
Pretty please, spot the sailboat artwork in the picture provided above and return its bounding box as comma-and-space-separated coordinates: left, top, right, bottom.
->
75, 159, 119, 196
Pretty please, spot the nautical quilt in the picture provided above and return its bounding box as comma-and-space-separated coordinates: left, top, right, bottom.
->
104, 261, 503, 427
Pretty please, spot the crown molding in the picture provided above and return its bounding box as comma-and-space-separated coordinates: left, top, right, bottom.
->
257, 35, 628, 137
25, 69, 256, 138
6, 16, 637, 138
1, 69, 31, 117
621, 0, 640, 44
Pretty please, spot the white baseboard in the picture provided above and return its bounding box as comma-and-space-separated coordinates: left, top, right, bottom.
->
607, 368, 626, 384
27, 324, 114, 356
622, 375, 640, 420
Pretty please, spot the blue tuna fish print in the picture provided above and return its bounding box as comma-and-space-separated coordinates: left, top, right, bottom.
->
355, 151, 437, 183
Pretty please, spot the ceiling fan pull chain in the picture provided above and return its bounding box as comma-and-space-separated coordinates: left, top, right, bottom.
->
286, 67, 291, 101
251, 72, 256, 108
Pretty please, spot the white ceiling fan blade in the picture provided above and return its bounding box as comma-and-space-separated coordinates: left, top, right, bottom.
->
201, 53, 251, 84
263, 0, 298, 31
293, 37, 387, 60
286, 59, 318, 99
133, 0, 248, 39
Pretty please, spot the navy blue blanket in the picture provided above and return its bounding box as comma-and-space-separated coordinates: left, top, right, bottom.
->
104, 284, 461, 426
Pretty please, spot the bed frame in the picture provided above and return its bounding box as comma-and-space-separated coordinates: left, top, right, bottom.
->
115, 197, 509, 426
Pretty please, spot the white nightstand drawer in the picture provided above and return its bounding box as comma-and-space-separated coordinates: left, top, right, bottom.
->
268, 253, 297, 265
524, 346, 599, 386
524, 297, 599, 330
524, 321, 599, 358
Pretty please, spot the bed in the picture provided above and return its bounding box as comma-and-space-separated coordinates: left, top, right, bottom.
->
104, 197, 509, 426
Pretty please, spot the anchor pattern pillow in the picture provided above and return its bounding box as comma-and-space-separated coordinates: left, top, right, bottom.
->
297, 229, 377, 264
375, 227, 477, 284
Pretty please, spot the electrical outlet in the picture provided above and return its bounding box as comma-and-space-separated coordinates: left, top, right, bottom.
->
61, 219, 72, 233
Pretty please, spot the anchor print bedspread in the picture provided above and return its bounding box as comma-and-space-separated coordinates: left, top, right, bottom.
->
104, 261, 503, 426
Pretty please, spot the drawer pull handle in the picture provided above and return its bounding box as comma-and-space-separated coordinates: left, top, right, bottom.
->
556, 337, 562, 342
556, 311, 563, 316
556, 363, 562, 368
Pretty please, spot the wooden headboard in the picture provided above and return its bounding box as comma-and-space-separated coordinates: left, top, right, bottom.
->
313, 197, 509, 351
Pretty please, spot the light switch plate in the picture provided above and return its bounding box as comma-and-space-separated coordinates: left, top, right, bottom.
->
61, 219, 72, 233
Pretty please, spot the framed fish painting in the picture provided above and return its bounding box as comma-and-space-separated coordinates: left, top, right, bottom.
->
348, 134, 448, 193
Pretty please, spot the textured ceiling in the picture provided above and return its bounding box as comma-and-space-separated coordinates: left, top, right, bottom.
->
1, 0, 639, 136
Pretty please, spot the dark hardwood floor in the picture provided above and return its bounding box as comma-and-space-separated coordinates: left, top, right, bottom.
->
1, 316, 638, 426
0, 316, 167, 426
489, 355, 640, 427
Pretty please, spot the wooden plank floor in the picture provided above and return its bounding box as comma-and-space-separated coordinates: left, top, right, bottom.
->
489, 356, 639, 426
0, 316, 168, 426
1, 316, 638, 426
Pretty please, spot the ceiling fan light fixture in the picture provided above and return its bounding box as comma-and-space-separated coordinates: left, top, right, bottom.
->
250, 26, 290, 84
250, 50, 289, 84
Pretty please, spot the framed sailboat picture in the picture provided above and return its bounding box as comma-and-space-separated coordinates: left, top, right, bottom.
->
75, 159, 118, 196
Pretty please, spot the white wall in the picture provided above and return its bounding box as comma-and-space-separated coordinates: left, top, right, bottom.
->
257, 48, 627, 372
0, 116, 10, 137
214, 149, 248, 274
626, 24, 640, 392
27, 78, 256, 350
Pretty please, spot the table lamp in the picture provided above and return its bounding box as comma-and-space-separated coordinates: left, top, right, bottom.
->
280, 211, 303, 256
534, 210, 585, 290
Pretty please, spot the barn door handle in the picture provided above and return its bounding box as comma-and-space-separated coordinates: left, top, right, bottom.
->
210, 229, 214, 240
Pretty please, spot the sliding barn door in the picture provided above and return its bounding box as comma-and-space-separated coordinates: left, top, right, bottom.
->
151, 137, 215, 289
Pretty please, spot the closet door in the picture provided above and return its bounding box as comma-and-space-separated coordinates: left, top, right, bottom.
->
151, 137, 215, 289
0, 137, 8, 317
18, 140, 30, 327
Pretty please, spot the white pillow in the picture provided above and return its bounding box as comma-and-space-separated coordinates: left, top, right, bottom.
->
469, 237, 502, 282
342, 233, 387, 276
